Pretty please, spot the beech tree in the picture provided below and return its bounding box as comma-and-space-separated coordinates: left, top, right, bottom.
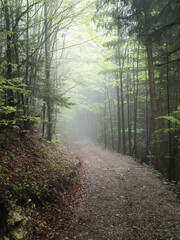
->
0, 0, 82, 139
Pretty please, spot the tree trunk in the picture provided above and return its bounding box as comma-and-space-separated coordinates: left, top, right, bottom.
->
146, 43, 161, 169
104, 89, 107, 149
145, 68, 150, 152
42, 103, 46, 137
120, 69, 126, 155
133, 44, 140, 158
126, 49, 132, 156
107, 86, 114, 152
127, 78, 132, 156
44, 3, 53, 141
5, 0, 12, 79
166, 38, 175, 180
117, 29, 127, 154
116, 84, 121, 153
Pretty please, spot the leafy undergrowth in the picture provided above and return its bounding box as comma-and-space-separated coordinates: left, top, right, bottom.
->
0, 130, 87, 239
150, 168, 180, 199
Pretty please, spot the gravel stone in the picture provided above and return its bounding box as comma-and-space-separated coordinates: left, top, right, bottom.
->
58, 141, 180, 240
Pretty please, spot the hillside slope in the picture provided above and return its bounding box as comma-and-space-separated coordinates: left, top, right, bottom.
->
0, 130, 83, 240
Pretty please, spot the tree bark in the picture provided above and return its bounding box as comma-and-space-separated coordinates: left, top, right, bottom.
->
107, 85, 114, 152
127, 77, 132, 156
4, 0, 15, 121
133, 44, 140, 158
117, 28, 127, 154
166, 37, 175, 180
44, 3, 53, 141
104, 89, 107, 149
5, 0, 12, 79
116, 84, 121, 153
146, 43, 161, 169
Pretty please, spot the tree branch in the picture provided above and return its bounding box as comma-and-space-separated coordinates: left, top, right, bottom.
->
154, 58, 180, 67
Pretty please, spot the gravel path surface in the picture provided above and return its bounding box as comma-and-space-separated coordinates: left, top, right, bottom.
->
58, 141, 180, 240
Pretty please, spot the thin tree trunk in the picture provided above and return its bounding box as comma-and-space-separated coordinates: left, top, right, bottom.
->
120, 69, 126, 154
145, 68, 150, 151
5, 0, 12, 79
44, 3, 52, 141
104, 89, 107, 149
166, 38, 175, 180
117, 28, 127, 154
126, 49, 132, 156
146, 43, 161, 169
116, 84, 121, 153
107, 86, 114, 152
42, 103, 46, 137
127, 79, 132, 156
22, 0, 30, 133
133, 44, 140, 158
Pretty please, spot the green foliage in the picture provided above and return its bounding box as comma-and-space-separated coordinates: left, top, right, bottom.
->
159, 115, 180, 125
52, 138, 61, 144
158, 106, 180, 135
0, 76, 28, 94
9, 152, 18, 161
1, 106, 17, 115
0, 0, 84, 140
0, 119, 16, 126
157, 172, 162, 179
11, 183, 23, 194
0, 76, 31, 127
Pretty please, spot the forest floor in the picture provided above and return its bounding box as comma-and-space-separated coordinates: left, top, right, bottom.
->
0, 133, 180, 240
57, 140, 180, 240
0, 131, 84, 240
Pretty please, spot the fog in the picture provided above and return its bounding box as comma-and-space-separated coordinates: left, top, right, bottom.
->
0, 0, 179, 180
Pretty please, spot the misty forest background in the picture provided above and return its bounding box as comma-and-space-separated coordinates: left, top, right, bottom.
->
0, 0, 180, 181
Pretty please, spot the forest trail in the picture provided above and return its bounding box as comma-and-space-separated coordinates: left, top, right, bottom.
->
58, 141, 180, 240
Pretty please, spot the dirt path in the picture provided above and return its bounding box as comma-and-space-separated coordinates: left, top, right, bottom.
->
58, 141, 180, 240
